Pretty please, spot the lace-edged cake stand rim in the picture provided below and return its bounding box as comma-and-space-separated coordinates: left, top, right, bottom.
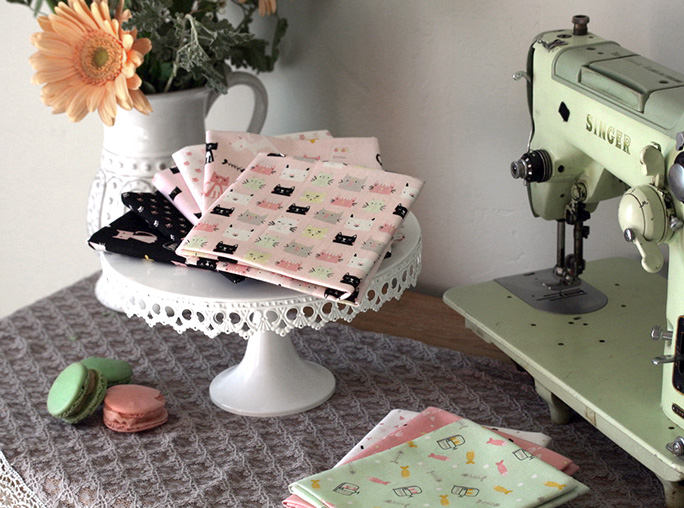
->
99, 213, 421, 416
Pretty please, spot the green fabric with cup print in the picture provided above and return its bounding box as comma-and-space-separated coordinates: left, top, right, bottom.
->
289, 418, 588, 508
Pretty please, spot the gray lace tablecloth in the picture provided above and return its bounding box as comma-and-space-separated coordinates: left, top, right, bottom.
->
0, 273, 666, 507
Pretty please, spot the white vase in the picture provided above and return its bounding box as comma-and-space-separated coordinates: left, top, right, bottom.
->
88, 71, 267, 309
86, 71, 268, 235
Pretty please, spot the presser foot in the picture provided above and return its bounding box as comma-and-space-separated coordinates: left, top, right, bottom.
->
494, 268, 607, 315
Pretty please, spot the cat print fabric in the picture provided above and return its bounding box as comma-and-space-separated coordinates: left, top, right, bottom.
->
201, 131, 382, 212
156, 131, 335, 223
121, 191, 193, 243
287, 410, 588, 508
172, 144, 206, 208
88, 194, 244, 284
152, 166, 203, 224
177, 153, 423, 304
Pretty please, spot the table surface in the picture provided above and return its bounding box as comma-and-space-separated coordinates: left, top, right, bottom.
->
0, 270, 669, 507
443, 257, 684, 483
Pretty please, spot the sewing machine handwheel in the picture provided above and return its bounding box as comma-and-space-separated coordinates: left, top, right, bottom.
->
618, 185, 668, 273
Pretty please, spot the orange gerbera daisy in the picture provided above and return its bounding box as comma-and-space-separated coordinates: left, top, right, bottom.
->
29, 0, 152, 126
239, 0, 277, 16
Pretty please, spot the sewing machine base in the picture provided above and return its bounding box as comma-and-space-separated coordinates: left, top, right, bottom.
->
444, 257, 684, 507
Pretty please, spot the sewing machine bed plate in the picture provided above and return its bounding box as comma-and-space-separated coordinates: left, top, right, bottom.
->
443, 257, 684, 482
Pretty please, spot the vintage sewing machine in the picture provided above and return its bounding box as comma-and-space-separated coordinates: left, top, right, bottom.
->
445, 15, 684, 505
509, 14, 684, 429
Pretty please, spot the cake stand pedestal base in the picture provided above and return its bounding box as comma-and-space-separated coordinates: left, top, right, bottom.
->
210, 330, 335, 417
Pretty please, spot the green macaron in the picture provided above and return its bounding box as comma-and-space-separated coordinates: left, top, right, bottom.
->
47, 362, 107, 424
80, 357, 133, 387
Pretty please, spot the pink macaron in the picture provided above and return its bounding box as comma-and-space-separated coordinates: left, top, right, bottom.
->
103, 384, 168, 433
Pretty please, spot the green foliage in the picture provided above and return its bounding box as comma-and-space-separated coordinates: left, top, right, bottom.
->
126, 0, 288, 93
13, 0, 288, 94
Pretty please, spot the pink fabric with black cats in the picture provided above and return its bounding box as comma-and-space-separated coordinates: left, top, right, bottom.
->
202, 131, 382, 213
177, 153, 423, 304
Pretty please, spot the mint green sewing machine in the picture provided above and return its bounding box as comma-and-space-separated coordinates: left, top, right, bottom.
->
445, 15, 684, 505
510, 15, 684, 428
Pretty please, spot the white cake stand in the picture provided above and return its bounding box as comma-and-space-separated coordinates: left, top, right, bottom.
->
98, 213, 421, 417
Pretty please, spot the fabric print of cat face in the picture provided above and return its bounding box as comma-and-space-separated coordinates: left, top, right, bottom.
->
393, 204, 408, 218
348, 253, 374, 270
286, 204, 310, 215
255, 235, 280, 249
256, 199, 283, 211
330, 196, 356, 208
283, 241, 313, 258
316, 251, 344, 264
252, 163, 276, 175
333, 232, 357, 246
362, 199, 386, 213
302, 225, 329, 239
272, 184, 295, 197
276, 259, 303, 272
183, 235, 208, 250
242, 177, 266, 191
268, 217, 299, 234
223, 190, 254, 206
368, 182, 395, 195
279, 164, 309, 182
338, 174, 366, 192
245, 250, 271, 264
204, 173, 231, 199
340, 273, 361, 288
302, 191, 326, 203
362, 238, 385, 254
313, 208, 343, 224
210, 205, 235, 217
344, 214, 375, 232
401, 182, 420, 199
223, 225, 255, 241
309, 266, 334, 279
238, 210, 268, 226
213, 242, 238, 255
311, 173, 335, 187
113, 230, 157, 243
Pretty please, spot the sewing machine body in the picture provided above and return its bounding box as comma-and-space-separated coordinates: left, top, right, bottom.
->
515, 21, 684, 432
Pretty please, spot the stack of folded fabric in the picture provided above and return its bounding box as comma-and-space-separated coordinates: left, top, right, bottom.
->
284, 407, 588, 507
89, 129, 424, 304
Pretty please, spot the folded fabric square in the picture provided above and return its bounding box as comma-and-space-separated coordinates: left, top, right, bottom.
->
202, 131, 383, 212
172, 144, 207, 208
283, 408, 578, 508
346, 407, 578, 475
121, 191, 193, 243
335, 408, 559, 469
152, 166, 203, 224
288, 417, 588, 508
177, 153, 423, 304
88, 210, 187, 265
88, 208, 245, 284
172, 131, 335, 210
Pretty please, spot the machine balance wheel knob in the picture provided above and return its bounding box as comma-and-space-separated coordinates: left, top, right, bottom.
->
510, 150, 553, 183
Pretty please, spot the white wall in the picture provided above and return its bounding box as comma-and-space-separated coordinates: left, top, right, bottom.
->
2, 0, 682, 317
